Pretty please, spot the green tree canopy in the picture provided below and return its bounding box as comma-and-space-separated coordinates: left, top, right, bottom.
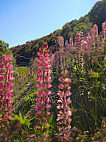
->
89, 0, 106, 33
0, 40, 11, 57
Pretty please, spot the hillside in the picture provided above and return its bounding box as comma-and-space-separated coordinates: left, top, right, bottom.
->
10, 0, 106, 66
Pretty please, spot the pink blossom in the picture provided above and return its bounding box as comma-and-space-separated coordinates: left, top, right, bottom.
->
81, 39, 88, 52
57, 71, 72, 139
46, 90, 51, 95
9, 75, 14, 80
69, 38, 73, 47
58, 84, 64, 89
0, 76, 4, 81
35, 42, 51, 129
57, 105, 61, 109
59, 77, 65, 83
61, 71, 68, 77
66, 111, 72, 116
58, 36, 64, 49
0, 55, 14, 121
102, 21, 106, 40
46, 111, 51, 115
46, 104, 51, 109
64, 78, 71, 83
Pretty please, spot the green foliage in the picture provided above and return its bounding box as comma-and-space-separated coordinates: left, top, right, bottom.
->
61, 23, 73, 40
91, 127, 106, 142
0, 40, 11, 57
89, 0, 106, 32
76, 131, 91, 142
73, 22, 89, 36
11, 112, 35, 128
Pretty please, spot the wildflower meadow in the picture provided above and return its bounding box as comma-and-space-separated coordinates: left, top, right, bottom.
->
0, 21, 106, 142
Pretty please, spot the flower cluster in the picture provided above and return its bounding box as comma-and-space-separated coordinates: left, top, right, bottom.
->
81, 37, 88, 52
57, 71, 72, 140
58, 36, 64, 50
0, 55, 14, 120
102, 21, 106, 40
35, 42, 51, 128
75, 30, 83, 47
69, 38, 73, 47
87, 35, 91, 48
53, 53, 59, 71
90, 24, 98, 42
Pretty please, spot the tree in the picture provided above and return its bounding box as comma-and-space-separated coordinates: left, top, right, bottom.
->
0, 40, 10, 57
89, 0, 106, 33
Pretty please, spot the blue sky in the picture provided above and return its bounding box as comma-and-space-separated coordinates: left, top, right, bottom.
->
0, 0, 99, 48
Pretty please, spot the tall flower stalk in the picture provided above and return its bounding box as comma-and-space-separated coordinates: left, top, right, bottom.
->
102, 21, 106, 41
0, 55, 14, 130
35, 42, 51, 130
57, 71, 72, 141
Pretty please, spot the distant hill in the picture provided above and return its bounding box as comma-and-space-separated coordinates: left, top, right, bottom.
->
10, 0, 106, 66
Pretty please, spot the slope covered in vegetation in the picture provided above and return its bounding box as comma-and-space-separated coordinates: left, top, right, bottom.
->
10, 0, 106, 66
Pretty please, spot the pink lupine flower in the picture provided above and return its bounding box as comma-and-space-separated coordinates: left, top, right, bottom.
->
35, 42, 51, 130
69, 38, 73, 47
81, 39, 88, 52
58, 36, 64, 50
52, 52, 59, 71
102, 21, 106, 40
75, 32, 80, 47
9, 75, 14, 80
61, 71, 68, 77
93, 24, 98, 37
75, 30, 83, 47
57, 71, 72, 140
59, 77, 65, 83
90, 24, 98, 42
104, 55, 106, 61
0, 55, 14, 121
58, 84, 64, 89
64, 78, 71, 83
102, 21, 106, 31
87, 35, 91, 48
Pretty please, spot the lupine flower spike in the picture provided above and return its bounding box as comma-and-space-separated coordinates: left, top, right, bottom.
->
35, 42, 51, 129
57, 71, 72, 141
0, 55, 14, 127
